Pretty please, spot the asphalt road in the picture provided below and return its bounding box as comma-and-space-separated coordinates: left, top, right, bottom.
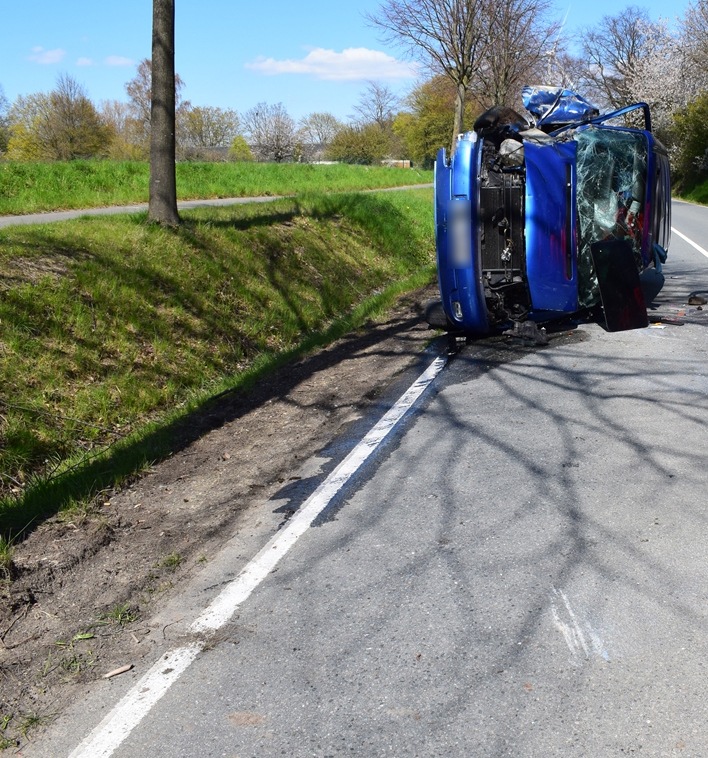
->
30, 199, 708, 757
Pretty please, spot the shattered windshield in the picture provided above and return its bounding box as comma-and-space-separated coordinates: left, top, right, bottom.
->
573, 127, 648, 306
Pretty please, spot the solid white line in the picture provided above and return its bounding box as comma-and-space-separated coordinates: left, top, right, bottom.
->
67, 350, 448, 757
192, 350, 448, 632
671, 227, 708, 259
69, 644, 203, 758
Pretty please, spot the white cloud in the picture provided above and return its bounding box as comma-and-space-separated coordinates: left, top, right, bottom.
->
27, 46, 66, 65
246, 47, 417, 82
105, 55, 134, 67
76, 57, 93, 66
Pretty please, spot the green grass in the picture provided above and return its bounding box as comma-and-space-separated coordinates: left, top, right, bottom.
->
98, 603, 138, 627
0, 160, 432, 215
680, 177, 708, 205
0, 536, 13, 580
157, 552, 183, 571
0, 189, 435, 537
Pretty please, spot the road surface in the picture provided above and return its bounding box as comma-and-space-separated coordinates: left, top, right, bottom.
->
29, 199, 708, 758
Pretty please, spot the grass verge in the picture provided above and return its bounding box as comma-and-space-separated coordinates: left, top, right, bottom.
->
0, 189, 435, 538
679, 178, 708, 205
0, 161, 432, 215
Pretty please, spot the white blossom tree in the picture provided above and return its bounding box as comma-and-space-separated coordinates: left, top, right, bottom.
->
682, 0, 708, 74
625, 19, 695, 133
243, 102, 296, 162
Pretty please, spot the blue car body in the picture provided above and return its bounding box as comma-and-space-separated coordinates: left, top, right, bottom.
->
433, 87, 672, 335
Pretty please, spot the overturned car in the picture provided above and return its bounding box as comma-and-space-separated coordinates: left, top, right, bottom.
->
429, 86, 671, 338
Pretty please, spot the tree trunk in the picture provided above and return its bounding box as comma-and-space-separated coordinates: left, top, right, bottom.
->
148, 0, 179, 226
450, 81, 467, 156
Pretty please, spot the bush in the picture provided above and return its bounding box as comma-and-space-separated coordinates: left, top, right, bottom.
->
228, 135, 254, 162
672, 91, 708, 190
325, 124, 392, 165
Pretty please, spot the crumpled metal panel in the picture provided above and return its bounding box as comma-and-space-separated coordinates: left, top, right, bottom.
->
522, 86, 599, 125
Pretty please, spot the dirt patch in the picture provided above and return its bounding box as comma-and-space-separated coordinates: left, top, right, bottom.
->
0, 285, 441, 750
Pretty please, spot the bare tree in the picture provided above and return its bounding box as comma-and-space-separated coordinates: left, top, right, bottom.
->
181, 105, 240, 159
368, 0, 491, 153
473, 0, 561, 108
243, 102, 296, 162
148, 0, 179, 226
578, 7, 655, 110
125, 58, 186, 154
540, 49, 587, 90
297, 111, 342, 161
0, 85, 10, 153
352, 81, 399, 128
126, 60, 154, 141
100, 99, 145, 159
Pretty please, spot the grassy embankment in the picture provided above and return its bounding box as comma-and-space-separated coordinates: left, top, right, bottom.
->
0, 184, 436, 548
680, 177, 708, 205
0, 160, 432, 215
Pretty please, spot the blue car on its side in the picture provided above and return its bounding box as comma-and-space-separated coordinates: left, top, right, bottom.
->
429, 86, 671, 339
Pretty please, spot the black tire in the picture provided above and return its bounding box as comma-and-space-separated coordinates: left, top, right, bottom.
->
424, 299, 452, 330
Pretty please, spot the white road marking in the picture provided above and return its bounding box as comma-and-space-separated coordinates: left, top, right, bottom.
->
192, 351, 448, 632
671, 227, 708, 259
69, 644, 203, 758
68, 350, 448, 757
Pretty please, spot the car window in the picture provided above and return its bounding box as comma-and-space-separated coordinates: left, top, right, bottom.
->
574, 127, 649, 306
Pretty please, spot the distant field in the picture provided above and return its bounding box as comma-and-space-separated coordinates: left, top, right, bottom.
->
0, 160, 433, 215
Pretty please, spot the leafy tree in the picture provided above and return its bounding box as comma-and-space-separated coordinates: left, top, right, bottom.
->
228, 135, 254, 161
394, 75, 478, 167
42, 74, 112, 159
242, 102, 296, 162
326, 123, 392, 164
181, 105, 239, 147
6, 77, 111, 160
148, 0, 179, 226
673, 92, 708, 188
5, 94, 48, 159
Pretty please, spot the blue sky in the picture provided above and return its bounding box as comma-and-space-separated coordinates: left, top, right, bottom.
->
0, 0, 691, 124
